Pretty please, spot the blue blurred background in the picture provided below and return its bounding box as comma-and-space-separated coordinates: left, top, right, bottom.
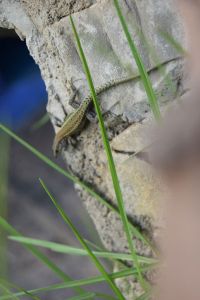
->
0, 29, 47, 128
0, 29, 109, 299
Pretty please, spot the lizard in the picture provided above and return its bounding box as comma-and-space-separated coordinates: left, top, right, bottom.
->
53, 57, 181, 157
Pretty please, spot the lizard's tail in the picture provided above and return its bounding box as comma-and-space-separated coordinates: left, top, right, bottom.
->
52, 136, 60, 157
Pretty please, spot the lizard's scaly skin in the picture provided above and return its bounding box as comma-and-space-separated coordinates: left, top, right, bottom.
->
52, 76, 137, 156
53, 57, 181, 156
53, 97, 91, 156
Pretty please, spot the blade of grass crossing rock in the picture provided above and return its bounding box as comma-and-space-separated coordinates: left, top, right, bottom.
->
8, 236, 156, 264
135, 26, 181, 97
39, 178, 126, 300
0, 124, 154, 252
0, 267, 152, 300
113, 0, 160, 121
158, 29, 187, 56
0, 217, 88, 297
135, 291, 151, 300
70, 15, 147, 290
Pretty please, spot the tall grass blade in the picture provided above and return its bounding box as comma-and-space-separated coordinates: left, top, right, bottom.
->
93, 293, 117, 300
67, 292, 96, 300
0, 267, 152, 300
39, 178, 126, 300
0, 279, 41, 300
158, 30, 187, 56
69, 293, 118, 300
0, 124, 154, 251
70, 15, 146, 289
135, 291, 151, 300
113, 0, 160, 120
9, 236, 156, 264
135, 25, 182, 97
0, 132, 10, 278
0, 217, 87, 296
31, 113, 49, 131
0, 284, 19, 300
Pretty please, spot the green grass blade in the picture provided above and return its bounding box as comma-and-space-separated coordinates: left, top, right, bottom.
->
0, 217, 87, 296
158, 30, 187, 56
0, 267, 152, 300
84, 238, 130, 270
0, 279, 42, 300
84, 238, 105, 252
0, 284, 19, 300
94, 293, 117, 300
68, 293, 117, 300
70, 15, 146, 289
67, 292, 96, 300
113, 0, 160, 120
135, 25, 182, 98
39, 178, 126, 300
135, 291, 151, 300
31, 113, 49, 131
0, 132, 10, 278
0, 124, 154, 252
9, 236, 156, 264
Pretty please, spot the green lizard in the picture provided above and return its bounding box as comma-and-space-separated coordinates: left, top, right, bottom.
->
53, 57, 180, 156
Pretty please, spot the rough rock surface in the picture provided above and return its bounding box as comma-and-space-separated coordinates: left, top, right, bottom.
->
0, 0, 185, 297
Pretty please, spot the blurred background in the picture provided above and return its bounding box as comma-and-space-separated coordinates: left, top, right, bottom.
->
0, 28, 110, 299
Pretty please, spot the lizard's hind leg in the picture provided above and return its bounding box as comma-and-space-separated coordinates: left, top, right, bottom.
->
48, 112, 63, 128
68, 77, 82, 109
54, 116, 63, 127
69, 95, 80, 109
68, 136, 78, 147
86, 111, 97, 123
